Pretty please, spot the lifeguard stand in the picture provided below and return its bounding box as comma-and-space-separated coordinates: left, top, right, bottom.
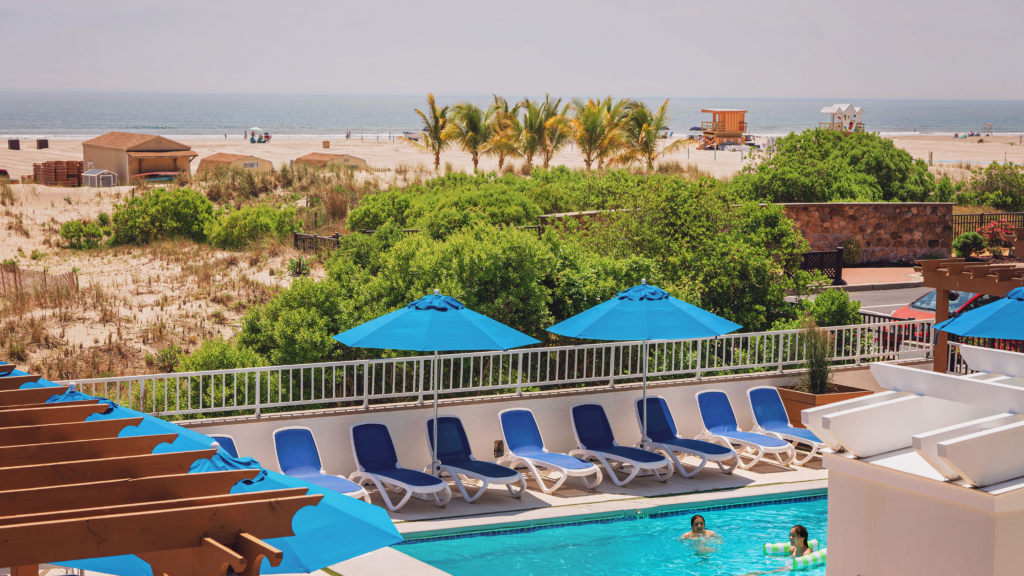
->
698, 109, 747, 150
820, 104, 865, 133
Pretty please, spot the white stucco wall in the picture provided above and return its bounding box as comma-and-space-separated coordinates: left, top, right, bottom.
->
826, 469, 1024, 576
187, 371, 807, 478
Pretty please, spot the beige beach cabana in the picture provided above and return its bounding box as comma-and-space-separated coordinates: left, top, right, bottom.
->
197, 153, 274, 175
294, 153, 367, 171
82, 132, 197, 184
820, 104, 865, 133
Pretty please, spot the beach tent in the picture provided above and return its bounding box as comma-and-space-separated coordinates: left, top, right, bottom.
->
197, 153, 274, 174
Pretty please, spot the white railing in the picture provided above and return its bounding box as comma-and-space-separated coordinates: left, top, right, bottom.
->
58, 319, 934, 420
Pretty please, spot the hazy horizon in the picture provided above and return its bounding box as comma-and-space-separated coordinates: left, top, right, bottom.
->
4, 0, 1021, 100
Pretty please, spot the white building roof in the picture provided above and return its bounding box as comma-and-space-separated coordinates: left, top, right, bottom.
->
820, 103, 864, 115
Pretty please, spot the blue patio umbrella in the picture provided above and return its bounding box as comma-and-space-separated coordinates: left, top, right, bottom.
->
11, 376, 403, 576
333, 290, 540, 473
934, 288, 1017, 338
546, 279, 741, 448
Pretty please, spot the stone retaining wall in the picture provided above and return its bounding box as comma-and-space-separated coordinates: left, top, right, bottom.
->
783, 203, 954, 263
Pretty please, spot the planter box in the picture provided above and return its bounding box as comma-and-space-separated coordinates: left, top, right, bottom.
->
777, 384, 873, 428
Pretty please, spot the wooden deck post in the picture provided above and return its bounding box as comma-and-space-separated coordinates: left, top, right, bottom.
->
932, 288, 950, 372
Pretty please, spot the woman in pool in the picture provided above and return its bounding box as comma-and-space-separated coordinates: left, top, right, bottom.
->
744, 525, 814, 574
680, 515, 718, 540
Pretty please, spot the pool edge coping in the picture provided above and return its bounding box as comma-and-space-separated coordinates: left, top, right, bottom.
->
396, 479, 828, 542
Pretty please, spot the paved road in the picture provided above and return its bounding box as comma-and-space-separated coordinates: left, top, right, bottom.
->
794, 286, 933, 316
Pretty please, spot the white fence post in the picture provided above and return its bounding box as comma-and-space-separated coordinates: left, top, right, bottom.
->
254, 371, 261, 418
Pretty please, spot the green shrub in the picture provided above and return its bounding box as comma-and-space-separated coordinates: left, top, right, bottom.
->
60, 220, 103, 249
288, 256, 310, 276
97, 212, 110, 227
840, 238, 862, 266
205, 204, 302, 249
957, 162, 1024, 211
933, 176, 957, 202
952, 231, 987, 258
111, 188, 215, 245
795, 317, 836, 395
175, 338, 267, 372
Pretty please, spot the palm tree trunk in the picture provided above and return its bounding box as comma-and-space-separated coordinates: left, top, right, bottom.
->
472, 152, 479, 171
434, 152, 440, 169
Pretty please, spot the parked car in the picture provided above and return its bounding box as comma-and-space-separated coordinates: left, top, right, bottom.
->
882, 290, 1001, 351
0, 169, 11, 182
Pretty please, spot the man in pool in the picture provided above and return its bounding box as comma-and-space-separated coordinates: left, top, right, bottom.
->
681, 515, 718, 540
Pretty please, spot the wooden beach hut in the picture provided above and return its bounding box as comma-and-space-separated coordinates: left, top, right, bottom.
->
196, 153, 274, 175
698, 109, 747, 150
820, 104, 865, 133
82, 132, 197, 185
294, 153, 367, 171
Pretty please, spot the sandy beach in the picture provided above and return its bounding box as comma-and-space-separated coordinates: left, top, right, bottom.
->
3, 134, 1021, 186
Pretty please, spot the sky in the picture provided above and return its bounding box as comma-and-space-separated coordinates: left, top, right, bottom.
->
3, 0, 1022, 100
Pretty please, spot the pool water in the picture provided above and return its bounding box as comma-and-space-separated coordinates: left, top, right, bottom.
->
399, 494, 827, 576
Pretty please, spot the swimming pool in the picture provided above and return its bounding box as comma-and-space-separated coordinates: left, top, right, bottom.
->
399, 493, 827, 576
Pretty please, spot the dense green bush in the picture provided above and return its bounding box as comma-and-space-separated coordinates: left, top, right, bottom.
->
952, 231, 987, 258
60, 220, 103, 249
175, 338, 267, 372
772, 289, 862, 331
840, 238, 862, 266
111, 188, 215, 245
956, 162, 1024, 211
205, 204, 302, 249
731, 129, 935, 203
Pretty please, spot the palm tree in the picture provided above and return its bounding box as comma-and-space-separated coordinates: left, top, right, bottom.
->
568, 97, 628, 170
596, 97, 630, 170
444, 102, 493, 171
613, 99, 694, 171
518, 97, 546, 171
486, 96, 522, 172
403, 93, 451, 170
539, 95, 571, 169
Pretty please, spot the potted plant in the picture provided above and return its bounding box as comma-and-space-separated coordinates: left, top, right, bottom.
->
777, 317, 872, 428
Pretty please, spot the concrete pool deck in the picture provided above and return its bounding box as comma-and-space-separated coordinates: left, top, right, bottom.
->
331, 457, 829, 575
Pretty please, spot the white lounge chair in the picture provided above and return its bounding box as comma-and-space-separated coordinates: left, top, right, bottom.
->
695, 390, 795, 469
426, 415, 526, 502
634, 396, 739, 477
569, 403, 673, 486
349, 422, 451, 512
747, 386, 828, 465
496, 408, 603, 493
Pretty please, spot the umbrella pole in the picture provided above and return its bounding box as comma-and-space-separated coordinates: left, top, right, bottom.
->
432, 350, 439, 476
642, 339, 649, 451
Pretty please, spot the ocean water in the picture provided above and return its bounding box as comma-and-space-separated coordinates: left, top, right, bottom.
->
399, 495, 828, 576
1, 92, 1022, 139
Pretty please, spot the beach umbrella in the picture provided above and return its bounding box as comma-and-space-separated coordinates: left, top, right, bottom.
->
933, 289, 1018, 338
12, 379, 403, 576
250, 127, 263, 132
333, 290, 540, 474
546, 279, 741, 449
689, 126, 702, 131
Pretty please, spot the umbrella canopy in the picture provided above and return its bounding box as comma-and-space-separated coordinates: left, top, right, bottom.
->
14, 377, 402, 576
546, 281, 741, 341
334, 291, 540, 352
934, 289, 1016, 338
546, 280, 740, 449
689, 126, 702, 131
250, 127, 263, 131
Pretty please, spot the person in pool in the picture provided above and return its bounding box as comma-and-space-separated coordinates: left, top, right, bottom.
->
744, 525, 814, 575
681, 514, 718, 540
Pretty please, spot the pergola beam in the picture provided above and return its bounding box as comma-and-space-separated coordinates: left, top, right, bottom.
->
142, 537, 247, 576
0, 400, 102, 412
0, 488, 308, 526
0, 433, 179, 468
0, 494, 322, 567
0, 387, 68, 406
236, 532, 285, 576
0, 375, 42, 391
1, 448, 218, 490
0, 417, 143, 447
0, 469, 260, 516
0, 404, 108, 428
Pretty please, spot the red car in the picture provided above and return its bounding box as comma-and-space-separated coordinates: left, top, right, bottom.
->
892, 290, 1001, 321
882, 290, 1001, 352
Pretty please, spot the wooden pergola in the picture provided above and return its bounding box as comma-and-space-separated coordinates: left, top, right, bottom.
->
0, 369, 322, 576
916, 257, 1024, 372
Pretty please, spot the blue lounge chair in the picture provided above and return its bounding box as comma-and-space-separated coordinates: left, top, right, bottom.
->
350, 422, 451, 512
569, 403, 673, 486
695, 390, 795, 469
427, 416, 526, 502
209, 434, 239, 458
634, 397, 739, 477
747, 386, 827, 465
273, 427, 371, 503
497, 408, 603, 493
